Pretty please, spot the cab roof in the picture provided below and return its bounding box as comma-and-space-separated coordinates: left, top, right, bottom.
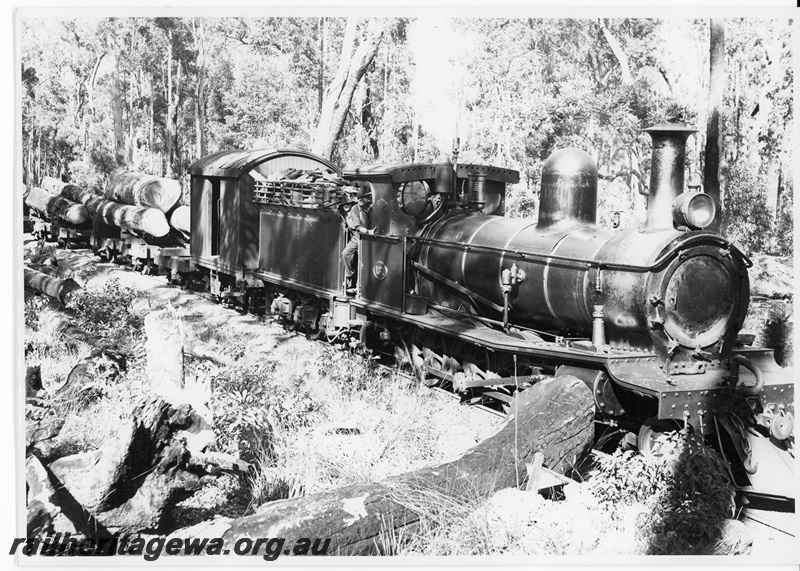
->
343, 163, 520, 184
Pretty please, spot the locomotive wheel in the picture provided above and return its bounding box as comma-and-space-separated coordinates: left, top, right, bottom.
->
408, 330, 439, 387
637, 417, 679, 457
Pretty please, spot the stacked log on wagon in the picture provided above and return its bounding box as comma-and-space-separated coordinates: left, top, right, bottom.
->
25, 187, 89, 226
59, 181, 184, 238
169, 205, 191, 236
105, 169, 182, 213
40, 176, 66, 194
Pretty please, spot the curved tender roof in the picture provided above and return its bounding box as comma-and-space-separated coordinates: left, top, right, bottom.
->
189, 149, 340, 178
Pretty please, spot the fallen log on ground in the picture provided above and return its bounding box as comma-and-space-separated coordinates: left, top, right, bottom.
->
222, 375, 595, 555
47, 316, 107, 348
105, 169, 181, 213
53, 349, 127, 409
82, 194, 170, 237
26, 454, 78, 536
24, 267, 81, 304
25, 187, 89, 225
169, 204, 190, 234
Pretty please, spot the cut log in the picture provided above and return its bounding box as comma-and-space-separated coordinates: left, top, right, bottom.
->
105, 169, 182, 213
222, 375, 594, 555
23, 267, 81, 304
169, 204, 191, 234
47, 397, 212, 534
40, 176, 66, 194
83, 195, 170, 237
46, 316, 108, 348
59, 183, 102, 206
25, 187, 89, 225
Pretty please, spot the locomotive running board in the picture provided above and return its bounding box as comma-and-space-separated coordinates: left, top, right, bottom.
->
350, 300, 670, 390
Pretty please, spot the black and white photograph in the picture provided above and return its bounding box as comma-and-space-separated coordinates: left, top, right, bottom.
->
10, 2, 799, 564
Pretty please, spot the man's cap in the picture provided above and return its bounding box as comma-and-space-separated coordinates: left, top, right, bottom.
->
357, 185, 372, 199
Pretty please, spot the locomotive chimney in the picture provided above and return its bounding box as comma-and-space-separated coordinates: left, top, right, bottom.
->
643, 124, 696, 231
537, 148, 597, 230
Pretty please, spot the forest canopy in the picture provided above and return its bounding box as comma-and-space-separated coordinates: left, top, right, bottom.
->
19, 16, 793, 255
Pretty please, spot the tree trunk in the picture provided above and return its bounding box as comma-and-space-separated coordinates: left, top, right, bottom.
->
128, 71, 135, 165
149, 77, 155, 174
704, 19, 725, 234
46, 396, 212, 535
193, 19, 207, 160
110, 42, 125, 168
318, 18, 324, 115
222, 375, 594, 555
166, 30, 174, 177
598, 19, 632, 86
312, 18, 384, 160
83, 53, 105, 164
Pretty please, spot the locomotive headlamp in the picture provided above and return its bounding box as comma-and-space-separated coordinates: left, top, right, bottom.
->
672, 191, 716, 230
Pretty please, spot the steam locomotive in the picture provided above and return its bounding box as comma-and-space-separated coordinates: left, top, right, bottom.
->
182, 124, 793, 498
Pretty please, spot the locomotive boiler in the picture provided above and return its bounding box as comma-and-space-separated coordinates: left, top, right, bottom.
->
187, 124, 794, 499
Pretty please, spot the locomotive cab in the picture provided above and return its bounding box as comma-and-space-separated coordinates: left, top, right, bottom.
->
342, 162, 519, 312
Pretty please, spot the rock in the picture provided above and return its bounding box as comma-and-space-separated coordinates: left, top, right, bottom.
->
26, 414, 65, 450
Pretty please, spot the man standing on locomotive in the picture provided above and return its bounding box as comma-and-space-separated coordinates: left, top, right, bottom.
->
342, 182, 374, 292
